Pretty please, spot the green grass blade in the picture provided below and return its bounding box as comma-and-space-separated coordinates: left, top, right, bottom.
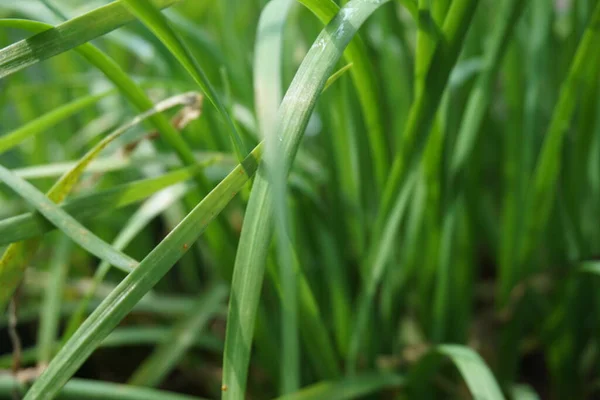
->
122, 0, 248, 162
296, 0, 389, 190
377, 0, 480, 226
254, 0, 298, 393
128, 285, 228, 387
11, 151, 229, 180
511, 384, 542, 400
0, 164, 139, 272
222, 2, 389, 398
0, 163, 213, 246
254, 0, 292, 139
0, 90, 112, 154
61, 184, 192, 341
0, 374, 208, 400
274, 373, 404, 400
37, 236, 73, 366
519, 2, 600, 263
449, 0, 526, 178
0, 0, 181, 78
22, 144, 262, 400
347, 172, 416, 372
410, 345, 505, 400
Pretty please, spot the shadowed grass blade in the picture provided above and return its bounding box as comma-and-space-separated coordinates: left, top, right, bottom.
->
128, 285, 228, 386
410, 345, 505, 400
37, 237, 73, 366
274, 373, 404, 400
0, 374, 208, 400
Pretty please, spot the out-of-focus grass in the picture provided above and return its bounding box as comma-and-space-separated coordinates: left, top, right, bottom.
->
1, 0, 599, 399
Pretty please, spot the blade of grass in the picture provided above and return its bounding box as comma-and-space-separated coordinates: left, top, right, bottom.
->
347, 172, 416, 372
222, 2, 389, 398
0, 164, 139, 272
11, 151, 229, 180
36, 236, 73, 366
253, 0, 298, 393
0, 90, 112, 154
122, 0, 249, 162
274, 373, 404, 400
296, 0, 389, 191
0, 374, 208, 400
128, 284, 228, 387
519, 1, 600, 264
0, 0, 182, 78
0, 163, 214, 246
449, 0, 526, 179
409, 345, 505, 400
22, 144, 262, 400
376, 0, 480, 231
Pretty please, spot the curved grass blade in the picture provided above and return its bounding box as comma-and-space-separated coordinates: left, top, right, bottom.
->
296, 0, 389, 190
122, 0, 248, 162
581, 260, 600, 274
254, 0, 299, 393
0, 164, 138, 272
22, 144, 262, 400
409, 345, 505, 400
128, 284, 228, 387
12, 151, 229, 180
0, 374, 208, 400
37, 236, 72, 366
0, 90, 112, 154
0, 163, 213, 246
61, 184, 192, 341
0, 92, 201, 309
222, 2, 389, 398
274, 373, 404, 400
0, 0, 181, 78
511, 384, 541, 400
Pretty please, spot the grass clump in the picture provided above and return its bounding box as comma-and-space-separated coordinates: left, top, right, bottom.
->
1, 0, 600, 399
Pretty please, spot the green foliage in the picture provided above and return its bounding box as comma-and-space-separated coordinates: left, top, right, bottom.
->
1, 0, 599, 399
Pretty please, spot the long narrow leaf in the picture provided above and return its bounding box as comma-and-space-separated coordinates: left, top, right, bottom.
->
0, 165, 138, 272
